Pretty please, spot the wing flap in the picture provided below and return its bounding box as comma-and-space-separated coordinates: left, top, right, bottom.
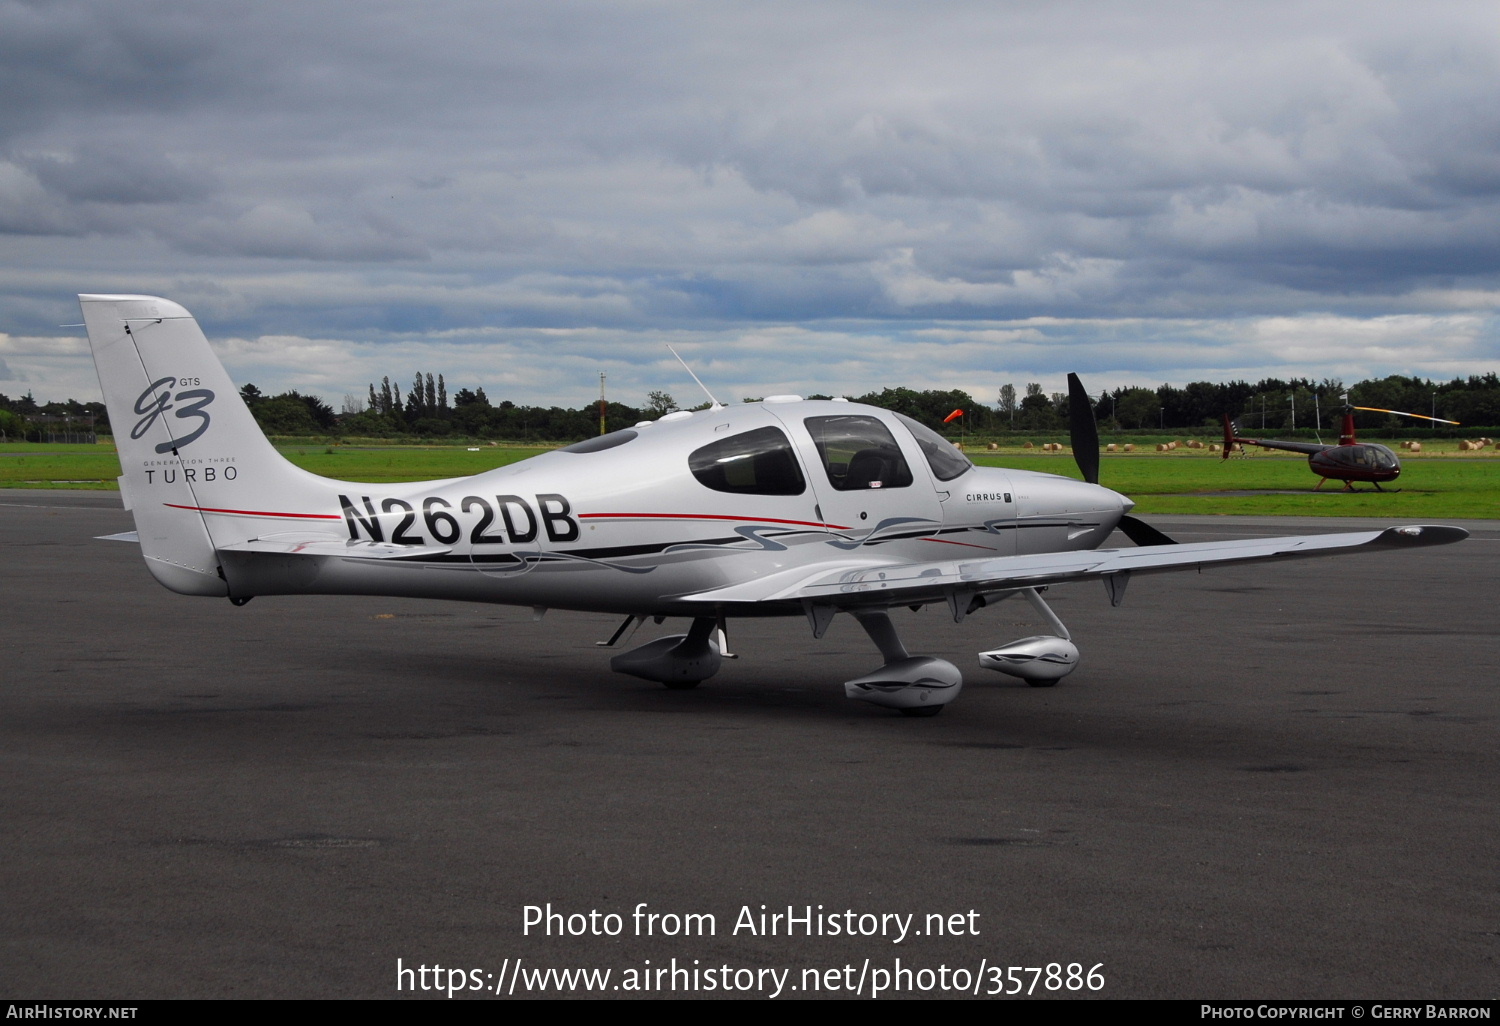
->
678, 525, 1467, 608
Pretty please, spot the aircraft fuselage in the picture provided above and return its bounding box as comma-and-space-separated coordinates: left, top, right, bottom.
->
212, 400, 1132, 615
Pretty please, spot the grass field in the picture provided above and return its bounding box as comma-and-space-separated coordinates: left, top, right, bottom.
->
0, 442, 546, 490
4, 440, 1497, 518
970, 451, 1500, 518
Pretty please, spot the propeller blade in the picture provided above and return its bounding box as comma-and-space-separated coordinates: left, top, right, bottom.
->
1350, 406, 1460, 425
1118, 514, 1177, 547
1067, 372, 1100, 485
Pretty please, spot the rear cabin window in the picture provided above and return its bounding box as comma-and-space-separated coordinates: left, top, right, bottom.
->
803, 415, 913, 491
689, 426, 806, 495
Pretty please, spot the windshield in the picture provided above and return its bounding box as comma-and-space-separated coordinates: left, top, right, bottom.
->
894, 412, 972, 481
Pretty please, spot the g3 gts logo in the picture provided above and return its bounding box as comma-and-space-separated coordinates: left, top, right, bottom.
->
133, 376, 215, 454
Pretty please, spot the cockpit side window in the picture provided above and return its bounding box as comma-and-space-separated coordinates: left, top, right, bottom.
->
894, 411, 972, 481
689, 426, 806, 495
803, 415, 914, 491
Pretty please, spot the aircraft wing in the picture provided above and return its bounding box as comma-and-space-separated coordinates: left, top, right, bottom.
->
677, 525, 1468, 611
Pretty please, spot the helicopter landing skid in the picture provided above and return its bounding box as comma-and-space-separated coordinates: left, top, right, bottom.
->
1325, 481, 1399, 493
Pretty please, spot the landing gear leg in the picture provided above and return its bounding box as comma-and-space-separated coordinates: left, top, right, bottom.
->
842, 609, 963, 716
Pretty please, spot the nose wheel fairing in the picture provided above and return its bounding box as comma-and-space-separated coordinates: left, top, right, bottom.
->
841, 609, 964, 713
976, 587, 1082, 686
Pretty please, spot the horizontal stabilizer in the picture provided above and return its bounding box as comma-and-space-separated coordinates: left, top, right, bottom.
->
95, 531, 140, 543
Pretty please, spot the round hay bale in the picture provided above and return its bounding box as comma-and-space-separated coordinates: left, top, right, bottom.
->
1023, 441, 1034, 449
1123, 443, 1134, 452
1106, 443, 1117, 452
987, 442, 998, 450
1459, 440, 1473, 451
1210, 443, 1221, 452
1156, 443, 1168, 451
1408, 441, 1421, 452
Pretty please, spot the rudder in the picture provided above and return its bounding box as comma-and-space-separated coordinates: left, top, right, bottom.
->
80, 294, 335, 596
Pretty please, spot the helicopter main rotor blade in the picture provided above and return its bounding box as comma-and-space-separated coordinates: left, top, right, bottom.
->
1067, 372, 1100, 485
1350, 406, 1460, 425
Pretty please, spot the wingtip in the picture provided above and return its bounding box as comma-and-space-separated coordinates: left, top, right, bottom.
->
1377, 525, 1469, 546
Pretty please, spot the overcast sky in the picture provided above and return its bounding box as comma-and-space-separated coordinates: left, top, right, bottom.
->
3, 0, 1499, 408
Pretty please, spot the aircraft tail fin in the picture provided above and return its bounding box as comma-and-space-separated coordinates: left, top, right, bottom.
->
79, 295, 338, 596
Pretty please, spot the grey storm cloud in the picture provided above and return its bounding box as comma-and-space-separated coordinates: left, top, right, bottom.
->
23, 144, 215, 205
2, 0, 1499, 402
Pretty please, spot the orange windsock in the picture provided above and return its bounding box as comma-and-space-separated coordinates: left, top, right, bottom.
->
943, 408, 964, 423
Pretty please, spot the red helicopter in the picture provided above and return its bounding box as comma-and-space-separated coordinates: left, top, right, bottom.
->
1222, 399, 1459, 491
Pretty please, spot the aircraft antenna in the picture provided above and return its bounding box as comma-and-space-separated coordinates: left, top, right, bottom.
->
599, 372, 607, 436
666, 345, 723, 409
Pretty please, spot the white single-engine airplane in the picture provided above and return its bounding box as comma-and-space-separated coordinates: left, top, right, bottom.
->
80, 294, 1467, 715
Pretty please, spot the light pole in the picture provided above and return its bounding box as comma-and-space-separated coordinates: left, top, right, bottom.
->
1289, 392, 1295, 432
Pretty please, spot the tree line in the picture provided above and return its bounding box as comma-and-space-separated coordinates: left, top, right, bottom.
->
3, 370, 1499, 444
0, 394, 105, 442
